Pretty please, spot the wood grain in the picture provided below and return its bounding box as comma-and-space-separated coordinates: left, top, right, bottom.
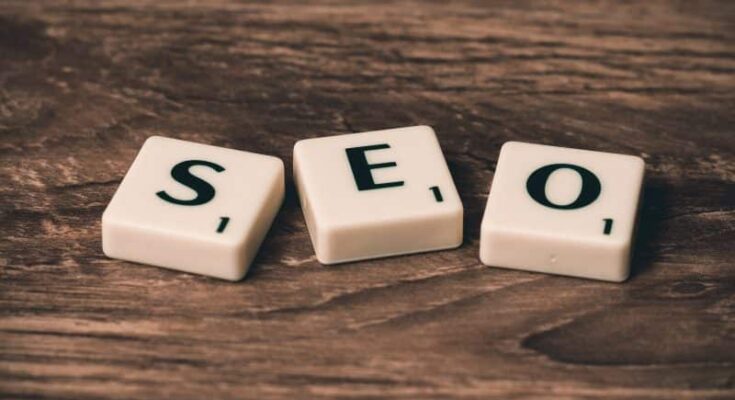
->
1, 1, 734, 399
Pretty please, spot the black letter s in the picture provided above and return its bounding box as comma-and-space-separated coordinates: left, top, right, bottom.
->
156, 160, 225, 206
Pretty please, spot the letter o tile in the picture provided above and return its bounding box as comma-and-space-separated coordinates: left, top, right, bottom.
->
479, 141, 645, 282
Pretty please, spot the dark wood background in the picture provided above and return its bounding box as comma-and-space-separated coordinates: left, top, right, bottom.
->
1, 1, 734, 399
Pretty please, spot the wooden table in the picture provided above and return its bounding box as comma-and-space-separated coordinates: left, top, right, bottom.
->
1, 1, 734, 398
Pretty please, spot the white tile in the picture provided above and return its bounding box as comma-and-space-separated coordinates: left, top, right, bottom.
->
294, 126, 463, 264
480, 141, 645, 282
102, 136, 284, 281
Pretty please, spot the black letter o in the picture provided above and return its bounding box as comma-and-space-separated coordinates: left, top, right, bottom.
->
526, 163, 601, 210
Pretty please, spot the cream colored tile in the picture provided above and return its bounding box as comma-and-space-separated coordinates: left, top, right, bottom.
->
480, 141, 645, 282
102, 136, 284, 281
294, 126, 463, 264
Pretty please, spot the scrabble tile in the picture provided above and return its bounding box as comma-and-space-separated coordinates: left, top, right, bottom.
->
102, 136, 284, 281
294, 126, 463, 264
479, 141, 645, 282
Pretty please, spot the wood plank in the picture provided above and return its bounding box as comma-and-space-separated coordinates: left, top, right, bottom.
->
1, 1, 734, 398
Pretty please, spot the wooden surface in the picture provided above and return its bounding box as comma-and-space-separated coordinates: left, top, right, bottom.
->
1, 1, 734, 399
